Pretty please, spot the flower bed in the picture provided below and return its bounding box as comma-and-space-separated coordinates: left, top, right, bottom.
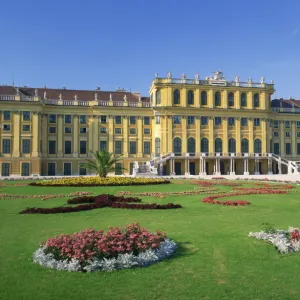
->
33, 223, 177, 272
195, 180, 242, 187
29, 177, 170, 187
20, 194, 182, 214
249, 227, 300, 254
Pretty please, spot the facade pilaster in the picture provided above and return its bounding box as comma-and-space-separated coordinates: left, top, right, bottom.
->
261, 119, 267, 153
123, 116, 129, 157
93, 116, 99, 152
12, 111, 20, 157
31, 112, 39, 157
236, 117, 241, 153
108, 116, 114, 152
73, 115, 79, 157
182, 116, 187, 153
137, 117, 143, 157
88, 116, 93, 155
57, 114, 63, 157
167, 116, 173, 153
292, 121, 296, 156
223, 117, 228, 153
196, 117, 201, 153
208, 117, 214, 153
41, 114, 48, 157
279, 121, 284, 155
248, 118, 254, 153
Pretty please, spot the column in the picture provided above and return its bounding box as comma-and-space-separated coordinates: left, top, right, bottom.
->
169, 159, 173, 175
261, 119, 267, 153
32, 112, 39, 157
88, 116, 93, 155
223, 117, 228, 154
185, 159, 189, 176
279, 121, 284, 156
292, 121, 296, 156
278, 159, 282, 174
161, 116, 167, 154
171, 158, 175, 175
42, 114, 48, 157
182, 88, 187, 107
196, 117, 201, 154
167, 116, 173, 153
93, 116, 99, 152
137, 117, 143, 157
261, 91, 267, 110
244, 159, 249, 175
108, 116, 114, 153
208, 117, 214, 154
223, 90, 228, 109
203, 159, 206, 175
268, 159, 273, 174
235, 90, 240, 110
254, 159, 260, 175
236, 117, 241, 154
249, 118, 254, 153
123, 116, 128, 157
208, 89, 213, 108
73, 115, 79, 157
199, 158, 202, 175
248, 91, 253, 110
182, 117, 187, 154
12, 111, 20, 157
57, 114, 63, 157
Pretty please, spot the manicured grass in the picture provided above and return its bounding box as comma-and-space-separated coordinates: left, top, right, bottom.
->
1, 179, 300, 300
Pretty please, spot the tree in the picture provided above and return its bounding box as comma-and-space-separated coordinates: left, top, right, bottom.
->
80, 150, 125, 178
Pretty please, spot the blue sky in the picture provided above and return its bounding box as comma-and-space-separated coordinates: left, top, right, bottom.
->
0, 0, 299, 98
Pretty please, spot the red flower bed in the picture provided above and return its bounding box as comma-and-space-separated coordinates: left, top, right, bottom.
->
290, 229, 300, 241
19, 194, 182, 214
43, 223, 167, 262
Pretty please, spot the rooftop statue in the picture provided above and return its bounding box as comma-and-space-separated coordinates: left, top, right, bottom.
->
182, 73, 186, 79
167, 71, 172, 79
260, 76, 265, 84
210, 70, 225, 80
235, 76, 240, 83
195, 72, 200, 80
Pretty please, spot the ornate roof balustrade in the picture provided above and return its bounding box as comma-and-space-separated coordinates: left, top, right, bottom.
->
0, 95, 35, 101
271, 107, 300, 114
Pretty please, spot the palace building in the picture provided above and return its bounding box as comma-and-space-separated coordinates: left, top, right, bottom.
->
0, 71, 300, 177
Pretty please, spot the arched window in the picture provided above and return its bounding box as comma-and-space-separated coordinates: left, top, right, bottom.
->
228, 92, 234, 107
201, 138, 209, 153
155, 137, 160, 157
156, 90, 161, 105
173, 137, 182, 154
173, 89, 180, 105
241, 138, 249, 153
241, 93, 247, 107
215, 138, 223, 153
254, 139, 262, 153
228, 138, 236, 153
187, 90, 194, 105
187, 137, 195, 154
253, 93, 260, 108
215, 92, 221, 106
201, 91, 207, 105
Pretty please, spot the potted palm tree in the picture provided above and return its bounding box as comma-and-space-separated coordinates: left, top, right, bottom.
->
80, 150, 125, 178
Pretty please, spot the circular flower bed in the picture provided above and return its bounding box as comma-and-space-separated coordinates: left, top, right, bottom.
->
33, 223, 177, 272
29, 177, 170, 187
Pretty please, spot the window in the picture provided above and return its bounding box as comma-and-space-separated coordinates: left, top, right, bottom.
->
285, 121, 290, 128
80, 115, 86, 124
297, 143, 300, 155
144, 117, 150, 125
21, 163, 30, 176
65, 115, 72, 124
215, 138, 222, 152
297, 121, 300, 129
65, 127, 72, 134
155, 138, 160, 157
3, 124, 11, 131
156, 90, 161, 105
3, 111, 11, 121
286, 131, 291, 137
173, 89, 180, 104
228, 138, 236, 153
100, 115, 107, 123
187, 138, 195, 154
241, 118, 248, 126
1, 163, 10, 176
129, 116, 136, 125
79, 167, 87, 175
49, 127, 56, 134
115, 116, 122, 124
274, 120, 279, 128
173, 116, 181, 125
297, 132, 300, 138
22, 139, 30, 153
144, 128, 150, 134
188, 90, 194, 105
228, 92, 234, 107
253, 93, 260, 108
22, 125, 30, 132
80, 140, 87, 154
129, 141, 137, 154
80, 127, 87, 134
241, 138, 249, 153
215, 117, 222, 126
100, 141, 107, 151
155, 116, 160, 124
228, 117, 235, 126
173, 138, 182, 154
201, 116, 208, 125
201, 138, 209, 153
2, 139, 11, 153
100, 127, 107, 134
254, 118, 260, 126
274, 143, 280, 155
23, 111, 31, 121
286, 143, 291, 155
115, 141, 122, 154
144, 141, 150, 154
274, 131, 279, 137
64, 141, 72, 154
241, 93, 247, 107
115, 128, 122, 134
49, 114, 56, 123
254, 139, 262, 153
130, 128, 136, 135
215, 92, 221, 106
187, 116, 195, 125
48, 163, 56, 176
115, 163, 123, 175
201, 91, 207, 105
64, 163, 72, 176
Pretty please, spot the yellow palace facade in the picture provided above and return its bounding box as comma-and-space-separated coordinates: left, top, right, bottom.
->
0, 70, 300, 177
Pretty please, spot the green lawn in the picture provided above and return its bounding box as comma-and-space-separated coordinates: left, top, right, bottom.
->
1, 180, 300, 300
